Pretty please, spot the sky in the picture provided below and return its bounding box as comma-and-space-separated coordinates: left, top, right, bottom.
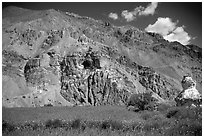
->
2, 2, 202, 47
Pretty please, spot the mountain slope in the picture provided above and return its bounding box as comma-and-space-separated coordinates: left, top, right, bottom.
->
2, 6, 202, 107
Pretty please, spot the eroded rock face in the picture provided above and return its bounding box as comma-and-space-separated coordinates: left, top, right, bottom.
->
59, 50, 133, 106
175, 76, 202, 106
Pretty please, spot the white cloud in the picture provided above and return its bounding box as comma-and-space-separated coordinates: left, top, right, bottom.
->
121, 10, 135, 22
145, 17, 191, 45
145, 17, 176, 36
108, 12, 118, 20
164, 27, 191, 45
139, 2, 158, 16
121, 2, 158, 22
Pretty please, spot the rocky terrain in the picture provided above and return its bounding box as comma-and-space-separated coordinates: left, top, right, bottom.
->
175, 75, 202, 106
2, 6, 202, 108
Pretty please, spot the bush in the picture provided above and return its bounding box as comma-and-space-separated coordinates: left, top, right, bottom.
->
23, 121, 42, 130
127, 93, 153, 111
166, 110, 178, 118
164, 106, 202, 136
141, 111, 156, 120
157, 103, 173, 112
44, 103, 53, 107
109, 120, 124, 130
100, 120, 111, 130
167, 119, 202, 136
71, 119, 81, 129
99, 120, 124, 131
129, 122, 143, 131
143, 121, 160, 132
166, 106, 202, 119
84, 120, 100, 129
45, 119, 63, 128
2, 120, 16, 133
31, 122, 41, 130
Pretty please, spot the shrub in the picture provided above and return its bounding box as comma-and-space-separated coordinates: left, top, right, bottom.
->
100, 120, 124, 131
141, 112, 154, 120
127, 93, 153, 111
164, 106, 202, 136
167, 119, 202, 136
44, 103, 53, 107
31, 122, 41, 130
129, 122, 143, 131
166, 106, 202, 119
110, 121, 124, 131
143, 121, 160, 132
71, 119, 81, 129
157, 103, 173, 112
24, 122, 42, 130
166, 110, 178, 118
3, 116, 202, 136
85, 120, 100, 129
140, 110, 164, 121
100, 121, 110, 130
2, 120, 16, 133
45, 119, 63, 128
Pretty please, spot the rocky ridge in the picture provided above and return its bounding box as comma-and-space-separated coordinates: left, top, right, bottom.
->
2, 6, 202, 107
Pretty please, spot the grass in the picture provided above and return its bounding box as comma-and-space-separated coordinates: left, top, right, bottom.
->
2, 118, 144, 136
2, 120, 16, 133
166, 119, 202, 136
166, 106, 202, 119
2, 105, 202, 136
164, 106, 202, 136
2, 105, 142, 123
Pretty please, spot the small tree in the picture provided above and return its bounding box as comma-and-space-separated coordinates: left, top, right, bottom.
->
127, 92, 153, 111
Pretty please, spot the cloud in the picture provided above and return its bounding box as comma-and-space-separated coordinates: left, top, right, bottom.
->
121, 2, 158, 22
139, 2, 158, 16
121, 10, 135, 22
145, 17, 176, 36
145, 17, 191, 45
164, 27, 191, 45
108, 12, 118, 20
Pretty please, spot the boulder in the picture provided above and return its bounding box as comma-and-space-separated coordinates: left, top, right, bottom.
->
175, 75, 202, 107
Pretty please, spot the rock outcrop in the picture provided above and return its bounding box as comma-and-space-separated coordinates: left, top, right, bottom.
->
175, 76, 202, 107
59, 50, 132, 106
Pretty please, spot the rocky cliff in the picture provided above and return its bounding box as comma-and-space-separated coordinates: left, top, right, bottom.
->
2, 6, 202, 107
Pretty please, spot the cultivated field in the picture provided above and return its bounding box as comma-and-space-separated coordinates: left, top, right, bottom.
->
2, 105, 202, 136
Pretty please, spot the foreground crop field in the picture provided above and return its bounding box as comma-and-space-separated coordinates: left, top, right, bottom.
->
2, 105, 202, 136
2, 106, 144, 123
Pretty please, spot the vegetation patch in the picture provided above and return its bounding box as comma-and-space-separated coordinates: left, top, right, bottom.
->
2, 105, 202, 136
